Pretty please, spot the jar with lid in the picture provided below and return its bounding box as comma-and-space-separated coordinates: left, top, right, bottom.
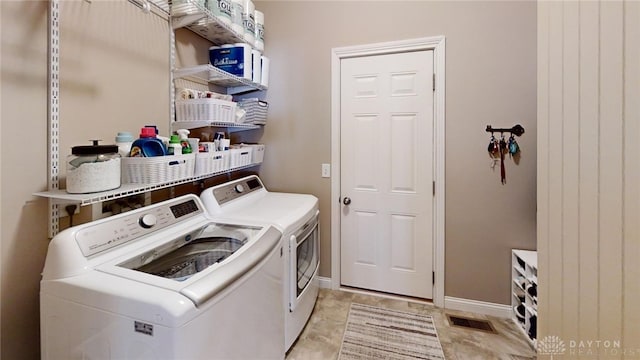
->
66, 140, 121, 194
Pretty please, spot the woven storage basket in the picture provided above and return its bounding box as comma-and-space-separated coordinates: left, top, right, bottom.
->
176, 98, 237, 123
122, 153, 196, 185
195, 151, 230, 176
229, 148, 253, 169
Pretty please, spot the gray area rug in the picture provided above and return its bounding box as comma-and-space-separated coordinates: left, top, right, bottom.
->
338, 303, 446, 360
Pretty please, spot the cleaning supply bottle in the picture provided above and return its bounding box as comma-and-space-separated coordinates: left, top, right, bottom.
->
115, 132, 134, 157
144, 124, 170, 148
176, 129, 192, 154
168, 134, 182, 156
129, 127, 167, 157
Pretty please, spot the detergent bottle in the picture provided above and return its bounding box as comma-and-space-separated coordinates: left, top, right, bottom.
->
129, 127, 167, 157
176, 129, 192, 154
145, 124, 170, 148
115, 132, 134, 158
168, 135, 182, 156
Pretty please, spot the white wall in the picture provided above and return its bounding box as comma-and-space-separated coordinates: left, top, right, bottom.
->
538, 0, 640, 353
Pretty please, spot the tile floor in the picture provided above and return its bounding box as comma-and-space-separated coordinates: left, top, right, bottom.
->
286, 288, 536, 360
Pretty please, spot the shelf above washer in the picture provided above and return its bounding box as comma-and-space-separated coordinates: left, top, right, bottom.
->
34, 163, 261, 207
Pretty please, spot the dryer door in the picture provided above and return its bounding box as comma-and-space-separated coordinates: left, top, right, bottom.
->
289, 212, 319, 311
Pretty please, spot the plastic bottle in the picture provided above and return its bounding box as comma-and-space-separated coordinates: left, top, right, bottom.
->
115, 132, 134, 158
168, 135, 182, 156
129, 127, 167, 157
176, 129, 192, 154
144, 125, 170, 148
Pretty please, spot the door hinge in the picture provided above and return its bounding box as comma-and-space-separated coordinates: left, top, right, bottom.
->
432, 181, 436, 196
433, 73, 435, 91
432, 271, 435, 285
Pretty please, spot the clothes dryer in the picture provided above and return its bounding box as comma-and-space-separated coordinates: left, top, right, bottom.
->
200, 176, 319, 351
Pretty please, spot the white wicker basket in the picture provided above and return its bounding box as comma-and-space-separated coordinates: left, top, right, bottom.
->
122, 154, 196, 185
195, 151, 230, 176
176, 98, 237, 123
229, 148, 253, 169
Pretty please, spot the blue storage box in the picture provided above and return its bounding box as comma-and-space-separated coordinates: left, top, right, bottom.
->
209, 44, 252, 80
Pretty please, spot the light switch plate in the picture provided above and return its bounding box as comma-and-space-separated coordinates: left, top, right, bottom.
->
321, 163, 331, 178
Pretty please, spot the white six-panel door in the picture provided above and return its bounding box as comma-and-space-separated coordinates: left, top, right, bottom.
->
340, 50, 434, 299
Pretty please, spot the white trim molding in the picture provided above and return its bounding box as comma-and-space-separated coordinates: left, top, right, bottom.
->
444, 296, 512, 319
317, 276, 333, 289
330, 36, 446, 308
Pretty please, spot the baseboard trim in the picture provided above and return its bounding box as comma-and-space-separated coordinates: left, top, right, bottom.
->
318, 276, 333, 289
444, 296, 512, 318
317, 279, 510, 318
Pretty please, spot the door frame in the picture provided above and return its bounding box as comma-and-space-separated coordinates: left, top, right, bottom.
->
330, 36, 446, 307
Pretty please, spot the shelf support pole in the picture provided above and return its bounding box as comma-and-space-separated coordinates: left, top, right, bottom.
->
48, 0, 61, 238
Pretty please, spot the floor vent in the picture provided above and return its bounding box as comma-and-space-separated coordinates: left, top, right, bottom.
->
446, 314, 497, 333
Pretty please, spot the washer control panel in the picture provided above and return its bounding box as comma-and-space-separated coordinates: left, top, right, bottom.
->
75, 197, 202, 258
212, 177, 264, 205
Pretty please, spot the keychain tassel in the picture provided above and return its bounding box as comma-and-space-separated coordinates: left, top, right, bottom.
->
500, 136, 507, 184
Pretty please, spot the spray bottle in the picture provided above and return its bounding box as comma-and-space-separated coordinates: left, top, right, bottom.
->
176, 129, 192, 154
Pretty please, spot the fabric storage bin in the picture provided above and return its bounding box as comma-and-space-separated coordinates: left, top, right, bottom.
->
229, 148, 252, 169
237, 98, 268, 125
176, 99, 237, 123
195, 151, 229, 176
122, 154, 195, 185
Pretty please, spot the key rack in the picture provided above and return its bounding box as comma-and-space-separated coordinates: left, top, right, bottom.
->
485, 124, 525, 137
486, 124, 524, 185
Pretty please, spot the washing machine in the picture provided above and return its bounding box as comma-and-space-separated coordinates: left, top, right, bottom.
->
40, 194, 285, 360
200, 175, 319, 351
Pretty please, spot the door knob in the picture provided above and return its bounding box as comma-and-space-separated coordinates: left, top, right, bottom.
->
343, 197, 351, 205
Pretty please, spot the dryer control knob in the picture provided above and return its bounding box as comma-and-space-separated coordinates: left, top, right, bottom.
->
139, 214, 157, 229
234, 184, 245, 193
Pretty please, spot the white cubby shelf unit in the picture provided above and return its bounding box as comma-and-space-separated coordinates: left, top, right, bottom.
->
511, 249, 537, 348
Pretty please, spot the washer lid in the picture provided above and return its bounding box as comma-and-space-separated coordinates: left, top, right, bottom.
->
208, 192, 319, 231
119, 224, 250, 281
98, 223, 282, 307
